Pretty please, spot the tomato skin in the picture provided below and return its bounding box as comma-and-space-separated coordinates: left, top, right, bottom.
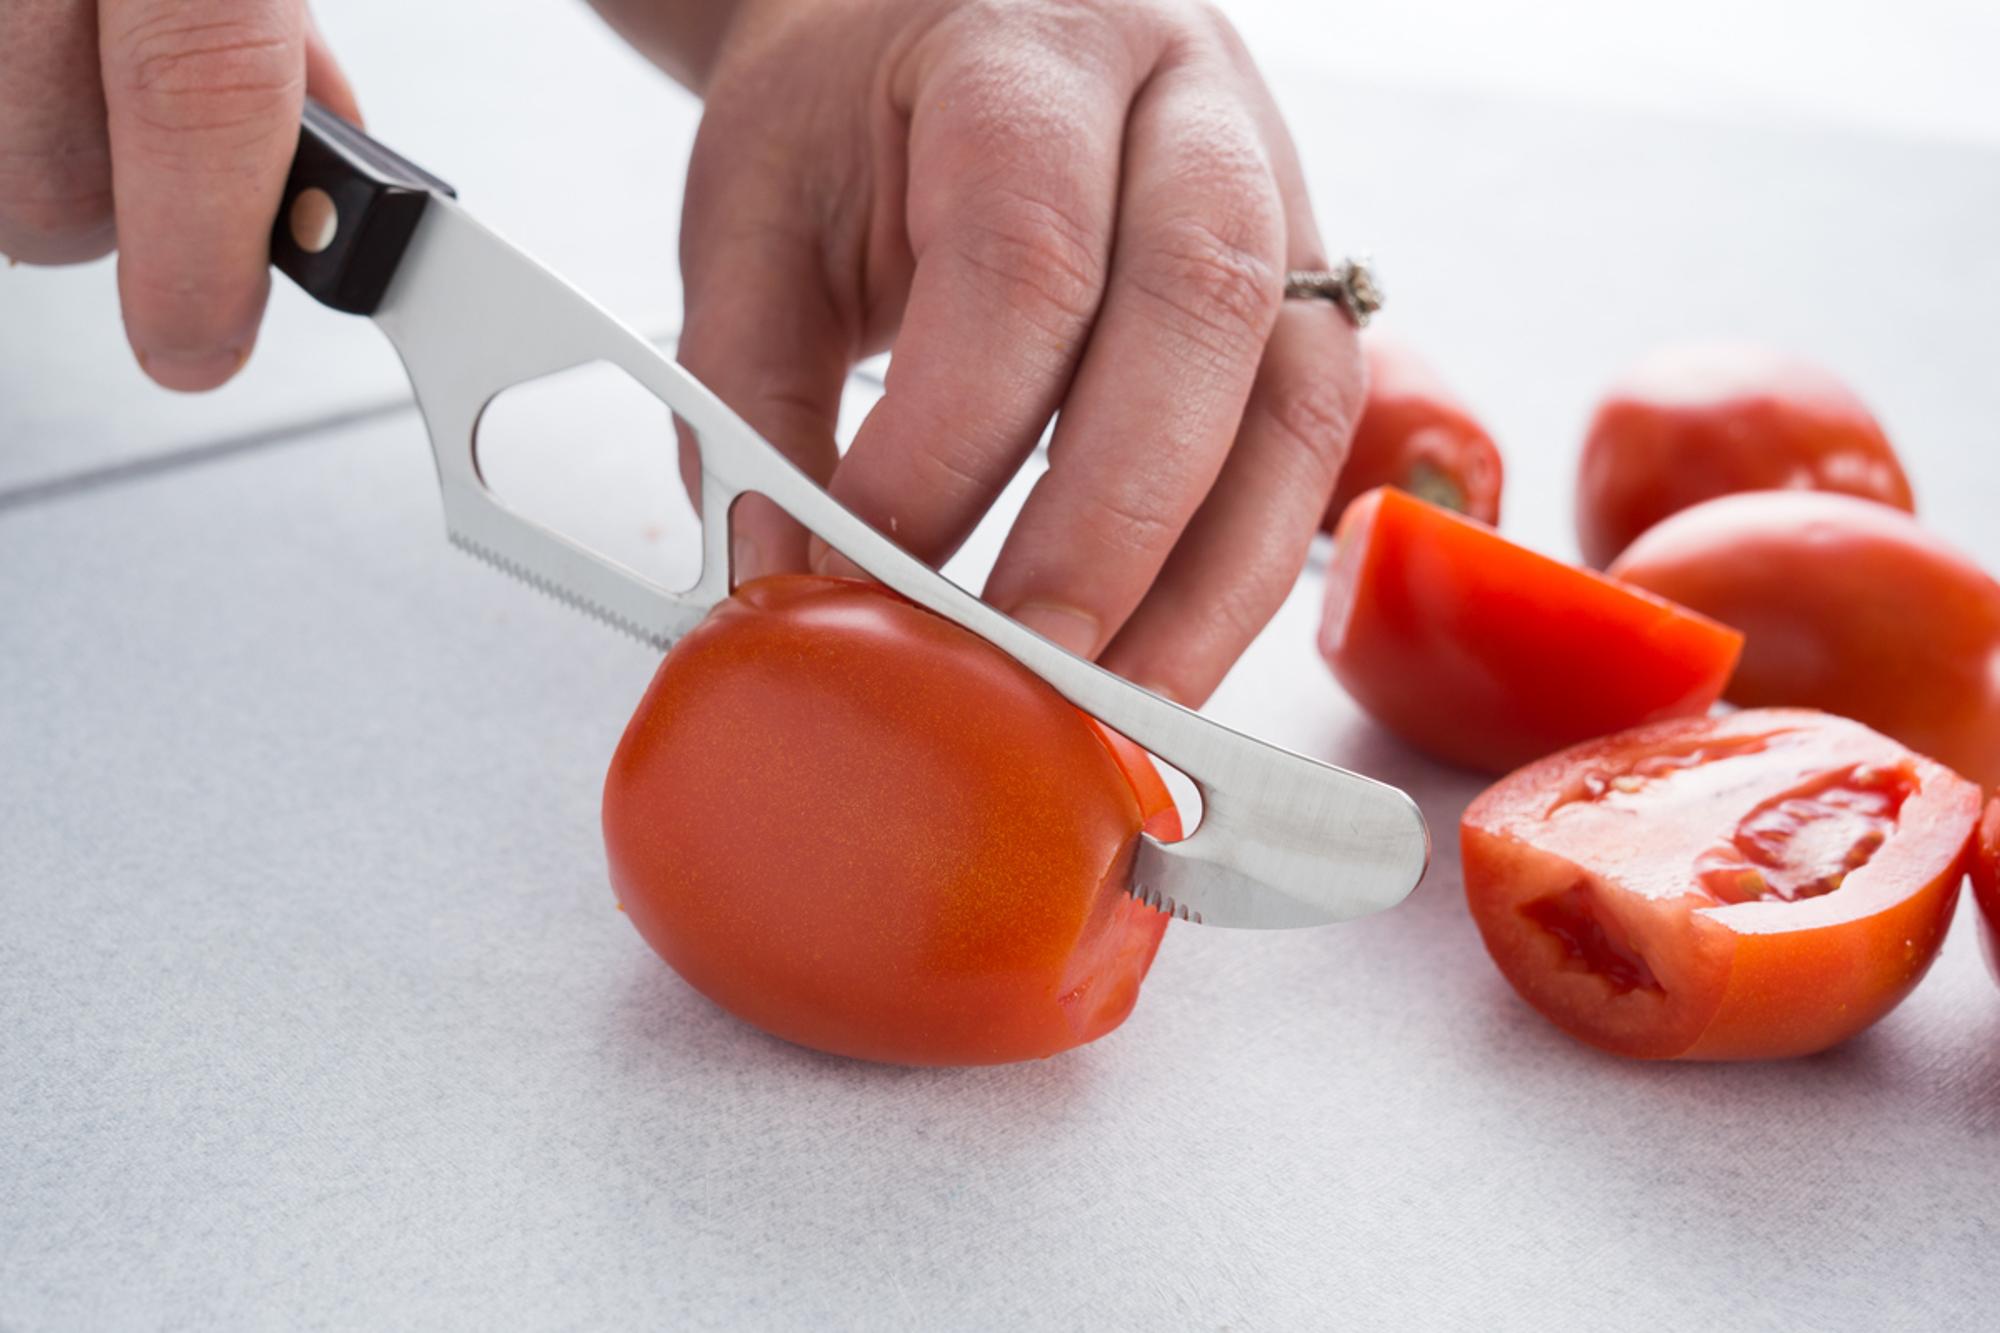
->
601, 575, 1177, 1067
1322, 337, 1503, 530
1609, 491, 2000, 789
1974, 799, 2000, 981
1575, 343, 1912, 568
1318, 487, 1742, 773
1462, 710, 1978, 1060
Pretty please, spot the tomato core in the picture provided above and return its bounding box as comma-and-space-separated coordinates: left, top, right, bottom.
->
1402, 456, 1470, 513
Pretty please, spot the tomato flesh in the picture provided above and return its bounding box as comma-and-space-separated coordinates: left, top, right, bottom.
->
1609, 490, 2000, 789
1576, 343, 1912, 568
1321, 337, 1503, 530
601, 575, 1177, 1066
1691, 763, 1911, 904
1318, 486, 1742, 773
1462, 709, 1979, 1060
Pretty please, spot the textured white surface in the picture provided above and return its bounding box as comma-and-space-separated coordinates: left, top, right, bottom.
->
6, 408, 1999, 1332
5, 23, 2000, 1333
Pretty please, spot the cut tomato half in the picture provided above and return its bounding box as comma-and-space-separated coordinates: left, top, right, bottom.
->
1318, 487, 1743, 773
1462, 709, 1979, 1059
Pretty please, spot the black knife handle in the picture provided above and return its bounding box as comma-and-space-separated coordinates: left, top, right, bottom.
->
271, 100, 456, 316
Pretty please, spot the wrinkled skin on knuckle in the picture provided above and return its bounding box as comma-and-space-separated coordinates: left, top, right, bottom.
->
1075, 474, 1187, 560
1126, 207, 1283, 364
1266, 365, 1362, 489
1201, 556, 1292, 648
908, 50, 1114, 327
111, 12, 302, 140
1121, 111, 1284, 360
906, 419, 1014, 506
948, 186, 1107, 343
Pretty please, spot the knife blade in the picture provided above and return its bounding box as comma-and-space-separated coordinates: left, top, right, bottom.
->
270, 101, 1430, 929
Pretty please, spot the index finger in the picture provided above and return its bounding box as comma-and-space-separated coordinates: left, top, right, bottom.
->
99, 0, 307, 390
810, 27, 1147, 572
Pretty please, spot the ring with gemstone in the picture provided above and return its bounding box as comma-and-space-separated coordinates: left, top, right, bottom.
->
1285, 259, 1383, 328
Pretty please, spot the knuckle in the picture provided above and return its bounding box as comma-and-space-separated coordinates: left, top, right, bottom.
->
910, 426, 1006, 504
1126, 210, 1283, 363
1264, 367, 1361, 482
1206, 562, 1289, 647
1079, 478, 1185, 558
115, 15, 300, 136
951, 186, 1107, 343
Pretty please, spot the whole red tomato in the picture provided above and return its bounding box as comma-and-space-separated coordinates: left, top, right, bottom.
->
1462, 709, 1979, 1060
1576, 343, 1912, 568
1974, 799, 2000, 981
1319, 487, 1741, 773
1609, 491, 2000, 788
1322, 336, 1502, 530
602, 575, 1178, 1066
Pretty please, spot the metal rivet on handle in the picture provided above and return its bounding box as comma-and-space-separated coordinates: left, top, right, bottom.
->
289, 188, 339, 254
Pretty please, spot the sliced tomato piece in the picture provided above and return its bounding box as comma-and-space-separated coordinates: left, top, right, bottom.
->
1462, 709, 1979, 1060
1318, 487, 1743, 773
1974, 799, 2000, 982
1321, 337, 1503, 530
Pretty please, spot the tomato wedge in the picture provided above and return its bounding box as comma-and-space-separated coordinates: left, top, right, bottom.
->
1462, 709, 1979, 1060
1318, 487, 1743, 773
1321, 337, 1503, 530
1974, 799, 2000, 981
602, 575, 1178, 1067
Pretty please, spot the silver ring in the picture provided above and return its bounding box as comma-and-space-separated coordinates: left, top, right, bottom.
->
1285, 258, 1382, 328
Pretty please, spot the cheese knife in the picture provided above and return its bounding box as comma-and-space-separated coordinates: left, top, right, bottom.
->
269, 101, 1430, 929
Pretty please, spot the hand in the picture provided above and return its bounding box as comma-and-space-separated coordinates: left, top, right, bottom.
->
663, 0, 1363, 705
0, 0, 358, 390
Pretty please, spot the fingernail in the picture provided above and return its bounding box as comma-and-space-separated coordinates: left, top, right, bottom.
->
1011, 601, 1102, 658
138, 345, 247, 393
1135, 676, 1197, 707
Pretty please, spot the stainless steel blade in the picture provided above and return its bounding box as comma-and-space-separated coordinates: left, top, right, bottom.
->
370, 198, 1429, 929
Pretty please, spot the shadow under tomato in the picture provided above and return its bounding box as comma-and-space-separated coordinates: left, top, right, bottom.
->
603, 949, 1105, 1108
